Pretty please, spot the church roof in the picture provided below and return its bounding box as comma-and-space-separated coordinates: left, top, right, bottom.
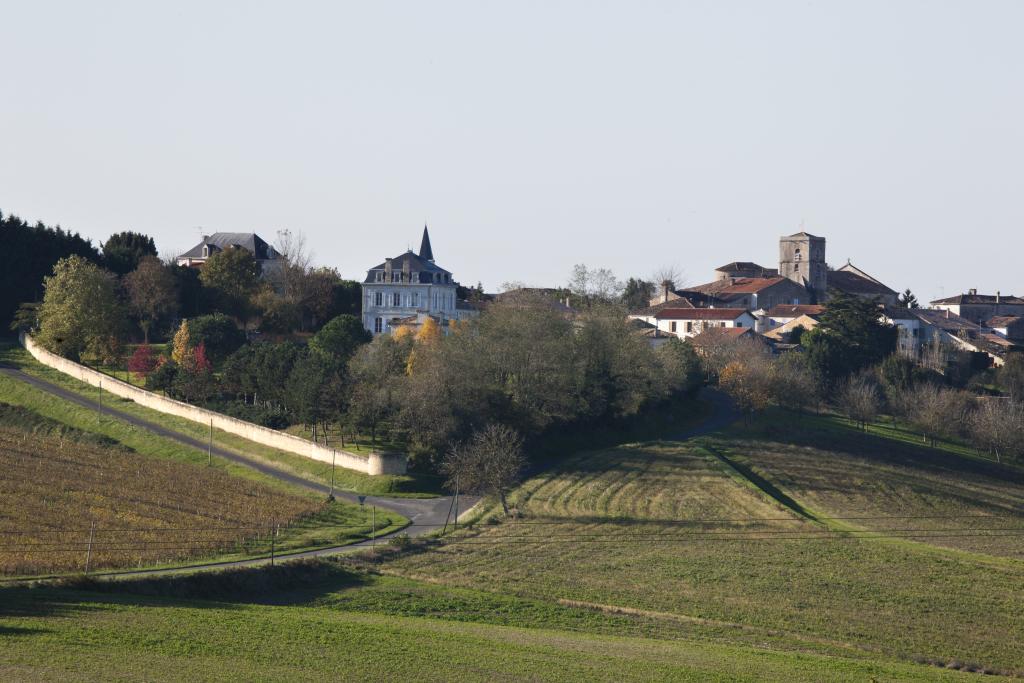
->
828, 268, 896, 296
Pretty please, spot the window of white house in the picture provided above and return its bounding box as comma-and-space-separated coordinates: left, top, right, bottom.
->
670, 321, 677, 333
412, 292, 419, 306
374, 318, 383, 333
393, 293, 401, 306
720, 322, 727, 327
374, 292, 383, 306
686, 322, 693, 333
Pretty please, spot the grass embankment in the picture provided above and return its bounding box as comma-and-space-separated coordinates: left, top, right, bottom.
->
705, 409, 1024, 559
0, 562, 982, 682
370, 414, 1024, 674
0, 404, 404, 576
0, 341, 439, 497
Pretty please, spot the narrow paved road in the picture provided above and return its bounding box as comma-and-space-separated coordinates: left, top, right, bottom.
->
2, 363, 734, 581
0, 363, 475, 571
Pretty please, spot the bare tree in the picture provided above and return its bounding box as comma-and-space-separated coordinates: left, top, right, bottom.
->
970, 399, 1024, 464
906, 383, 973, 446
442, 424, 526, 516
770, 352, 820, 415
651, 264, 684, 292
837, 374, 881, 430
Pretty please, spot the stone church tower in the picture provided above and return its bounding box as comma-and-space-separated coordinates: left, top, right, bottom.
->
779, 232, 827, 299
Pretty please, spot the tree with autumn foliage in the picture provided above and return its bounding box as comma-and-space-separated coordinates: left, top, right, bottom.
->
127, 344, 158, 380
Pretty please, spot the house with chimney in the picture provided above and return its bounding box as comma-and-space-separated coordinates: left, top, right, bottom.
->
929, 290, 1024, 325
361, 226, 479, 335
176, 232, 284, 278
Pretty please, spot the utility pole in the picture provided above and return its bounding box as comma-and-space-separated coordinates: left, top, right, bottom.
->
329, 450, 336, 500
97, 380, 102, 420
453, 475, 459, 532
371, 506, 376, 547
270, 522, 277, 567
208, 419, 213, 466
84, 521, 95, 574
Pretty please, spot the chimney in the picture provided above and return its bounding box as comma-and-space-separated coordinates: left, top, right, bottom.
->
996, 291, 1001, 304
969, 288, 977, 296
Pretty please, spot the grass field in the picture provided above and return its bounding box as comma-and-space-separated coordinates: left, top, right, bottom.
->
0, 340, 439, 496
0, 403, 406, 576
368, 415, 1024, 675
706, 411, 1024, 558
0, 562, 985, 682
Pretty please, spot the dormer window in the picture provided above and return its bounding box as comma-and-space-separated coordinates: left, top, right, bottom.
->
202, 245, 210, 258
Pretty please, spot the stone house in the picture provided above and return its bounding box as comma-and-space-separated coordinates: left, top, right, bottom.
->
176, 232, 284, 279
930, 291, 1024, 325
649, 308, 755, 340
361, 226, 478, 335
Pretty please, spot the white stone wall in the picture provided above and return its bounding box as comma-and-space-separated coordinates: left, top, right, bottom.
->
21, 335, 406, 476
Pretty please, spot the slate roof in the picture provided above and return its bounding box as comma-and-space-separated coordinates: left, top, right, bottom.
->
655, 308, 749, 321
179, 233, 278, 260
419, 225, 434, 261
364, 250, 451, 283
912, 309, 981, 332
930, 293, 1024, 305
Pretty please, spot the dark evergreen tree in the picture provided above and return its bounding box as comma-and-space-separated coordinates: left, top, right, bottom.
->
0, 210, 102, 332
102, 231, 158, 275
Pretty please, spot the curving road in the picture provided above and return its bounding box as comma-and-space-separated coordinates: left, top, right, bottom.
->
0, 363, 476, 578
2, 363, 732, 580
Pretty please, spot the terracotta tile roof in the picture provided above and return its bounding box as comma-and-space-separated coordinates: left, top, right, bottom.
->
655, 308, 749, 321
690, 327, 760, 345
765, 304, 825, 317
987, 316, 1022, 327
684, 277, 789, 296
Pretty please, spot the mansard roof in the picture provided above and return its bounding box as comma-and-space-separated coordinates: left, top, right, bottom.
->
180, 232, 278, 260
364, 250, 451, 283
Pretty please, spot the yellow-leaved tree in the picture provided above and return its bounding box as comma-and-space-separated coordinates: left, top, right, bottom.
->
171, 320, 193, 367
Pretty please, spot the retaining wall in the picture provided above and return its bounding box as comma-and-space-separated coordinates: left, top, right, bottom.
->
20, 335, 406, 476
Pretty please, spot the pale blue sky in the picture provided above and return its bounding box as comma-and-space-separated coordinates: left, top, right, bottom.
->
2, 1, 1022, 301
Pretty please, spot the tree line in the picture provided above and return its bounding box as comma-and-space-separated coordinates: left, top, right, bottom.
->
711, 293, 1024, 463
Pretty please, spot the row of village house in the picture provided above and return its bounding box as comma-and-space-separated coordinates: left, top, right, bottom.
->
626, 232, 1024, 367
175, 227, 1023, 368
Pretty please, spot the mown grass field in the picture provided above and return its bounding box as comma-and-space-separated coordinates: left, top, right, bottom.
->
0, 340, 439, 496
0, 562, 985, 682
370, 414, 1024, 675
0, 403, 405, 576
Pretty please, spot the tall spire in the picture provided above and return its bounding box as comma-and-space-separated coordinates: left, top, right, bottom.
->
419, 223, 434, 262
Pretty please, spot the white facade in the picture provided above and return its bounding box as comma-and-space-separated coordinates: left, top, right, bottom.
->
654, 310, 756, 340
361, 227, 478, 335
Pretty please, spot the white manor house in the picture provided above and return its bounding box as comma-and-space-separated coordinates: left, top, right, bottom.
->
361, 226, 479, 335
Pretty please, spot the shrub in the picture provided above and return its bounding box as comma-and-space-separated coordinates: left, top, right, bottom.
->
188, 313, 246, 363
127, 344, 158, 379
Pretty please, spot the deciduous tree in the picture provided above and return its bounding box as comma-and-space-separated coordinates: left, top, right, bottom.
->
37, 256, 126, 362
442, 423, 526, 516
124, 256, 179, 342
